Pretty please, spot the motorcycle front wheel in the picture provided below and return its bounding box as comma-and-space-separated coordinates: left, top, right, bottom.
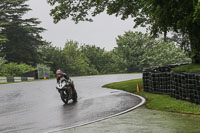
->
60, 90, 69, 104
72, 89, 78, 102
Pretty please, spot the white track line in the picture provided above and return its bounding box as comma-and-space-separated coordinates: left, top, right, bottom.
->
45, 90, 146, 133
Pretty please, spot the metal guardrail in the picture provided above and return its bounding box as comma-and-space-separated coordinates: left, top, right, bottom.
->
0, 77, 35, 83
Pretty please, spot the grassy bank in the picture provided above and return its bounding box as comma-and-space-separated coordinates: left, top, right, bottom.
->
103, 79, 200, 114
172, 64, 200, 72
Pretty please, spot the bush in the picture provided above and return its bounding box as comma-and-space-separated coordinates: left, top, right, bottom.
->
50, 71, 56, 78
0, 62, 36, 77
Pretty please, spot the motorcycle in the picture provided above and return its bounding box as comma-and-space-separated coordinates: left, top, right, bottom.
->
56, 77, 77, 104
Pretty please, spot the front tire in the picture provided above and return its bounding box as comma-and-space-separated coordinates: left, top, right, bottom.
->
72, 89, 77, 102
60, 90, 68, 104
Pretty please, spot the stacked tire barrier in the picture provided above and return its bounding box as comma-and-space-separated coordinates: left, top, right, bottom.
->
143, 64, 200, 105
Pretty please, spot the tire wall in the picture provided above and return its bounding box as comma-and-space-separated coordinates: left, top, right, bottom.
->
143, 65, 200, 104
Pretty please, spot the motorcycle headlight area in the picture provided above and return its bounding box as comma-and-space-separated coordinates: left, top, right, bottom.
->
61, 81, 70, 87
66, 81, 70, 86
61, 82, 67, 87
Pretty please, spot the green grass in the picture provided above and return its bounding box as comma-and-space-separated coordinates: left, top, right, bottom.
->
171, 64, 200, 72
102, 79, 143, 93
103, 79, 200, 114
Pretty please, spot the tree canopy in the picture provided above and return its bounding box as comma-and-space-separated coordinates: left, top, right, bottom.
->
0, 0, 45, 66
115, 31, 191, 72
80, 44, 123, 74
48, 0, 200, 63
39, 33, 190, 75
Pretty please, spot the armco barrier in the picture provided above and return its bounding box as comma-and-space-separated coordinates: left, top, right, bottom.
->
14, 77, 22, 82
143, 64, 200, 105
0, 77, 35, 83
7, 77, 14, 82
0, 77, 7, 83
27, 77, 34, 80
21, 77, 28, 81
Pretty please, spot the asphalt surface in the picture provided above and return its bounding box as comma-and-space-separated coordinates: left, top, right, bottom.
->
0, 74, 142, 133
62, 106, 200, 133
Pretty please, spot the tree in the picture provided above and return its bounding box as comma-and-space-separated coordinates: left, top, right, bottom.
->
47, 0, 200, 63
38, 41, 63, 73
62, 41, 98, 75
116, 31, 191, 72
0, 57, 6, 74
0, 35, 7, 44
38, 41, 100, 75
100, 51, 126, 74
80, 45, 123, 74
166, 32, 191, 56
116, 31, 150, 72
0, 0, 45, 65
142, 40, 191, 68
80, 45, 106, 73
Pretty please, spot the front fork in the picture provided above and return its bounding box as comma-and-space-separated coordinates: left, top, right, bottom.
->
71, 81, 75, 91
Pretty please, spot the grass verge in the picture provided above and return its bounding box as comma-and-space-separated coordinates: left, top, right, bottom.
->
102, 79, 200, 114
171, 64, 200, 72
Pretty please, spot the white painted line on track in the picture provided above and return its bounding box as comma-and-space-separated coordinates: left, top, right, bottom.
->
45, 90, 146, 133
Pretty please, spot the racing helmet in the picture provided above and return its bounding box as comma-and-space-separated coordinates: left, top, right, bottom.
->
56, 69, 63, 78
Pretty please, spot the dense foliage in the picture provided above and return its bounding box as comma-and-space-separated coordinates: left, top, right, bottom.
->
0, 0, 193, 77
115, 31, 191, 72
80, 45, 124, 74
39, 32, 190, 75
61, 41, 98, 75
0, 0, 45, 66
38, 41, 62, 73
47, 0, 200, 63
0, 57, 6, 72
0, 62, 35, 77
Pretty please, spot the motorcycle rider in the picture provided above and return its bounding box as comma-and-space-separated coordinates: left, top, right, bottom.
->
56, 69, 76, 92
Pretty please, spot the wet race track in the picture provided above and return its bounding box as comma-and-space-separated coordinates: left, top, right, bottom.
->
0, 74, 142, 133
